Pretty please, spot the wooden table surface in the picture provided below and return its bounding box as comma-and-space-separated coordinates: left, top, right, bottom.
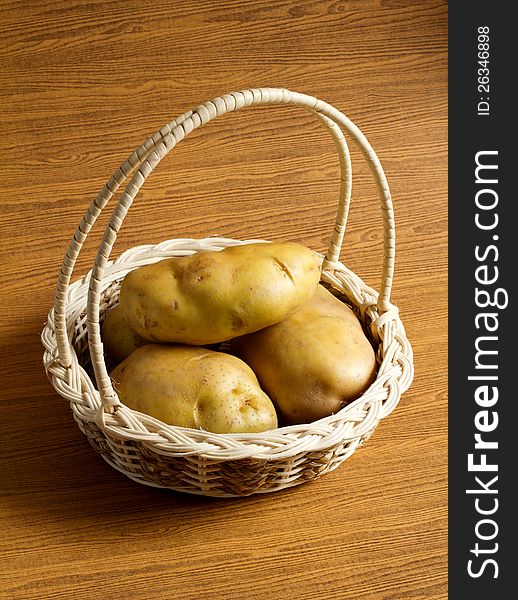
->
0, 2, 447, 598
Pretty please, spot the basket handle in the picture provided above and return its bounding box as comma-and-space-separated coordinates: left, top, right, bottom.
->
60, 88, 396, 411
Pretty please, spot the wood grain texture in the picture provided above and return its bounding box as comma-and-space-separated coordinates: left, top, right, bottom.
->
0, 1, 447, 598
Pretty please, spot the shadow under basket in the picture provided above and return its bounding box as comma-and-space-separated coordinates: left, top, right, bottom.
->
41, 88, 414, 497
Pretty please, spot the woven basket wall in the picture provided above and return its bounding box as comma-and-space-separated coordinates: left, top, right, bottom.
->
41, 88, 414, 497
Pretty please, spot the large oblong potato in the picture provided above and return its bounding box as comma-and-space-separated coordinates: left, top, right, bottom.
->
232, 285, 377, 425
110, 344, 278, 433
118, 242, 321, 345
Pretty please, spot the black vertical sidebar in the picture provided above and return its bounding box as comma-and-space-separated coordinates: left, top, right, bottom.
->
449, 3, 514, 597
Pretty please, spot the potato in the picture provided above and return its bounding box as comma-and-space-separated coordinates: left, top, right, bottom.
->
110, 344, 278, 433
102, 304, 148, 364
118, 242, 321, 346
232, 285, 377, 425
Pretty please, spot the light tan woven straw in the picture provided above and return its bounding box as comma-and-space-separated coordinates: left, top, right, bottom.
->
42, 88, 414, 497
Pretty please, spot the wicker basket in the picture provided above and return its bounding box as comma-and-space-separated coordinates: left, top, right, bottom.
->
42, 88, 413, 497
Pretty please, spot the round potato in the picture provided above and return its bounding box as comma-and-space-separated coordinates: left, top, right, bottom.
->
102, 304, 148, 364
232, 285, 377, 425
118, 242, 321, 345
110, 344, 278, 433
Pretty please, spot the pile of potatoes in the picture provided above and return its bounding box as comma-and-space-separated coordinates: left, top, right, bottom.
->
104, 242, 377, 434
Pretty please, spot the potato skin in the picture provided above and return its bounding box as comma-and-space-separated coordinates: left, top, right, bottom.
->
102, 304, 148, 364
118, 242, 321, 345
232, 285, 377, 425
110, 344, 278, 433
